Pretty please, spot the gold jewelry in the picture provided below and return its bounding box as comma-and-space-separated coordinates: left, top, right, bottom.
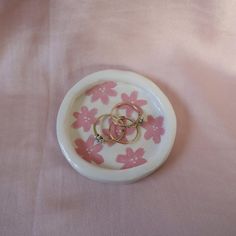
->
93, 114, 126, 143
111, 102, 144, 127
109, 117, 140, 144
93, 102, 144, 145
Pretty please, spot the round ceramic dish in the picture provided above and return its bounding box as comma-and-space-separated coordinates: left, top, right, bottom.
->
57, 70, 176, 183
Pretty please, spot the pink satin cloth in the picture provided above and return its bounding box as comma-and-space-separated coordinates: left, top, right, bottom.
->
1, 1, 236, 235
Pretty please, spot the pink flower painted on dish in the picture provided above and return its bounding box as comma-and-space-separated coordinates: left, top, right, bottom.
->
121, 91, 147, 117
116, 148, 146, 169
72, 106, 97, 132
75, 135, 104, 164
86, 81, 117, 105
142, 115, 165, 144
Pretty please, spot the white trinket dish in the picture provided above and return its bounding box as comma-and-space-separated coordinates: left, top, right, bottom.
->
57, 70, 176, 183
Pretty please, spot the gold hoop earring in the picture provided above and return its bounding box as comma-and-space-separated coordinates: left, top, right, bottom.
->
111, 102, 144, 127
109, 116, 140, 144
93, 114, 126, 143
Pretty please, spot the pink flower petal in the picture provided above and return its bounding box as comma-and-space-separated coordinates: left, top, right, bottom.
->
83, 122, 92, 132
86, 135, 95, 147
75, 148, 88, 160
122, 162, 136, 169
141, 120, 149, 129
159, 127, 165, 135
147, 115, 155, 123
100, 94, 109, 105
93, 154, 104, 164
126, 147, 134, 157
91, 93, 100, 102
136, 100, 147, 106
73, 112, 79, 118
153, 135, 161, 144
81, 106, 88, 113
90, 108, 98, 116
106, 89, 117, 97
144, 130, 153, 140
121, 159, 147, 169
80, 153, 92, 163
85, 85, 97, 95
92, 143, 103, 153
135, 148, 145, 158
130, 91, 138, 101
116, 154, 129, 163
121, 93, 129, 101
74, 138, 85, 147
72, 120, 80, 129
135, 158, 147, 166
105, 81, 117, 88
156, 116, 164, 126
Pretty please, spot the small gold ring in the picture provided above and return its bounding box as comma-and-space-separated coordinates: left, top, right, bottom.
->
109, 117, 140, 144
93, 114, 126, 143
111, 102, 144, 127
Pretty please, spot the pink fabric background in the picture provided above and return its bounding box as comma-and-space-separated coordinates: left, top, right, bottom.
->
1, 1, 236, 235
